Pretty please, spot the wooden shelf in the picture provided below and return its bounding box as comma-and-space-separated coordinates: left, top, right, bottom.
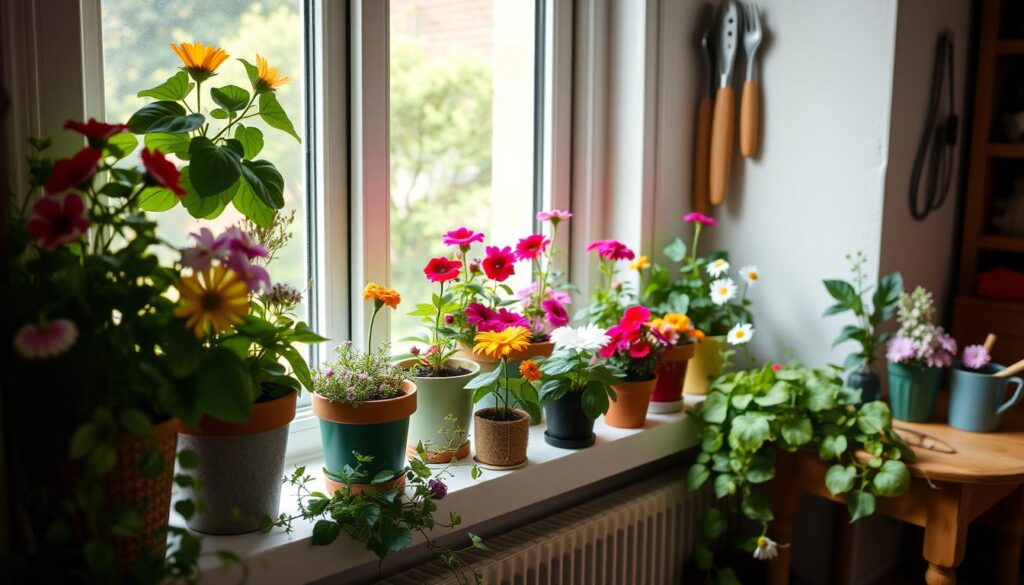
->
979, 234, 1024, 253
997, 39, 1024, 55
987, 143, 1024, 158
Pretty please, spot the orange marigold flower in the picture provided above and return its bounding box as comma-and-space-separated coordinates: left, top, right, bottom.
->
519, 360, 542, 382
362, 283, 401, 309
254, 54, 291, 93
664, 313, 691, 332
691, 328, 706, 342
170, 42, 229, 82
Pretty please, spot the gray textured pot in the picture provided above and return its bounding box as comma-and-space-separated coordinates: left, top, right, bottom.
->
178, 392, 296, 535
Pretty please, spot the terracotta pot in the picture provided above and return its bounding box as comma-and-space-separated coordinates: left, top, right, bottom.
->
178, 392, 297, 534
456, 341, 555, 373
402, 358, 480, 463
651, 342, 696, 413
473, 407, 530, 468
108, 416, 179, 564
312, 380, 417, 491
606, 378, 658, 428
683, 336, 726, 395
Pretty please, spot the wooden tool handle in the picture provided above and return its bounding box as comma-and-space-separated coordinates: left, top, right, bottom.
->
709, 86, 735, 206
996, 357, 1024, 378
740, 79, 760, 158
984, 333, 997, 353
693, 97, 712, 214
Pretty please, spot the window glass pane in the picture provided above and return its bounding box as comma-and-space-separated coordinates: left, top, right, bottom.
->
100, 0, 309, 315
389, 0, 538, 345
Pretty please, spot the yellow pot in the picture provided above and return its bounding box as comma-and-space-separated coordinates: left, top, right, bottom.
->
683, 336, 726, 395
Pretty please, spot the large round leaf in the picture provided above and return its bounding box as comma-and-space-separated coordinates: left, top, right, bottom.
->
137, 71, 195, 101
239, 159, 285, 209
234, 125, 264, 159
128, 101, 204, 134
194, 347, 255, 422
258, 92, 301, 142
210, 84, 251, 113
188, 136, 242, 197
144, 132, 192, 160
233, 179, 276, 227
137, 186, 179, 212
180, 167, 235, 219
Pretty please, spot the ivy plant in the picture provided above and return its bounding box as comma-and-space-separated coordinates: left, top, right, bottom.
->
687, 363, 912, 581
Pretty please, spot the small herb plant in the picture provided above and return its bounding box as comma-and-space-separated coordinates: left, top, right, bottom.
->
537, 325, 623, 419
313, 342, 406, 405
687, 363, 912, 580
466, 326, 542, 421
822, 251, 903, 371
597, 306, 670, 381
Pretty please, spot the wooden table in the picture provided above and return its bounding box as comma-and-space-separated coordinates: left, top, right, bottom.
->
768, 412, 1024, 585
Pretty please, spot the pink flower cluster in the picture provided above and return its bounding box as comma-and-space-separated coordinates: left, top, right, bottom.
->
586, 239, 636, 261
599, 306, 668, 359
180, 227, 271, 292
465, 303, 530, 332
886, 329, 957, 368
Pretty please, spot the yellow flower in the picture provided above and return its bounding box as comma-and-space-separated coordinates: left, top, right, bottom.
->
362, 283, 401, 309
254, 54, 291, 93
170, 42, 229, 82
473, 326, 531, 360
629, 255, 651, 271
692, 328, 706, 342
664, 313, 691, 332
519, 360, 541, 382
174, 267, 250, 339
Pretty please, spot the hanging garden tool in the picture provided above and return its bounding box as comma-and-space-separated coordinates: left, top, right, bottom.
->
693, 23, 715, 214
709, 0, 740, 206
740, 2, 763, 158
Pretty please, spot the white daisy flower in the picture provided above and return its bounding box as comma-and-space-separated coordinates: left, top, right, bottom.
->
727, 323, 754, 345
705, 258, 730, 278
709, 278, 738, 305
752, 535, 778, 561
551, 324, 610, 353
739, 265, 760, 286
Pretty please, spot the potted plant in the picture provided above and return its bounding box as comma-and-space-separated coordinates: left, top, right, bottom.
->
648, 313, 701, 413
885, 286, 956, 422
311, 289, 416, 493
642, 212, 759, 395
3, 123, 245, 580
822, 251, 903, 403
465, 326, 541, 468
598, 306, 671, 428
175, 215, 327, 535
536, 325, 622, 448
516, 209, 574, 353
399, 259, 481, 463
580, 237, 637, 328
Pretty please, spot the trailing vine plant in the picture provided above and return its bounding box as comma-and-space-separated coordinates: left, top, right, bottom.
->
687, 363, 913, 582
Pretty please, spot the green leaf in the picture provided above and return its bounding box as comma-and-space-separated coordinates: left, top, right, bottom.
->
730, 393, 753, 410
210, 85, 250, 112
581, 383, 610, 419
700, 391, 729, 424
188, 136, 242, 197
823, 302, 849, 317
699, 508, 726, 539
106, 133, 138, 159
701, 427, 723, 453
745, 451, 775, 483
753, 381, 790, 407
210, 108, 230, 120
69, 423, 97, 460
137, 187, 179, 212
728, 413, 771, 451
692, 544, 714, 570
713, 474, 737, 498
117, 409, 151, 436
686, 464, 709, 491
663, 237, 687, 262
258, 92, 301, 141
825, 464, 857, 495
741, 488, 774, 522
847, 490, 876, 522
381, 523, 413, 552
871, 460, 909, 497
86, 445, 117, 477
469, 533, 488, 550
371, 469, 396, 484
137, 71, 195, 101
180, 168, 234, 219
857, 401, 892, 434
823, 279, 857, 305
178, 449, 199, 469
280, 345, 314, 391
311, 520, 341, 545
144, 132, 192, 160
819, 434, 848, 460
239, 159, 285, 209
174, 499, 196, 520
780, 416, 813, 447
128, 101, 204, 134
193, 347, 254, 422
871, 272, 904, 324
238, 57, 261, 90
235, 125, 264, 159
232, 180, 276, 227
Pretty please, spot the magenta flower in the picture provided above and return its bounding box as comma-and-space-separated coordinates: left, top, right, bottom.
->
442, 227, 485, 248
465, 303, 498, 327
227, 255, 272, 293
427, 478, 448, 500
548, 289, 572, 306
683, 212, 718, 226
962, 344, 991, 370
180, 227, 229, 271
423, 257, 462, 283
536, 209, 572, 223
586, 239, 635, 261
27, 193, 90, 251
221, 227, 270, 261
515, 234, 550, 261
492, 308, 530, 332
542, 298, 570, 328
482, 245, 516, 282
13, 319, 78, 360
886, 335, 916, 364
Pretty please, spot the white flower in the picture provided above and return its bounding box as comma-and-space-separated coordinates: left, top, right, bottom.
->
706, 258, 730, 278
709, 278, 738, 305
727, 323, 754, 345
739, 265, 760, 286
752, 536, 778, 561
550, 324, 610, 353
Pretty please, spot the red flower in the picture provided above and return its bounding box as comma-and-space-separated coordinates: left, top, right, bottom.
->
515, 233, 550, 261
423, 257, 462, 283
482, 245, 516, 282
141, 148, 186, 196
442, 227, 485, 248
45, 147, 101, 194
683, 212, 718, 226
771, 363, 782, 372
63, 118, 129, 144
28, 193, 90, 250
629, 341, 651, 359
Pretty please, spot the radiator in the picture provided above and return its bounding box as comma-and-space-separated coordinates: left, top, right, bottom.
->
383, 470, 711, 585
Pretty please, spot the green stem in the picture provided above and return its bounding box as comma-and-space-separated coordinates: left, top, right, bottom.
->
367, 304, 381, 353
689, 224, 703, 278
211, 94, 258, 142
503, 358, 510, 414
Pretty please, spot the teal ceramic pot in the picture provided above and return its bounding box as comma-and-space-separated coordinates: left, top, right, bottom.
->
847, 365, 881, 406
887, 362, 942, 422
402, 358, 480, 462
311, 381, 417, 492
949, 363, 1024, 432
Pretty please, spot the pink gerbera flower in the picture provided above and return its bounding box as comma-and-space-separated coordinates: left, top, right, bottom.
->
962, 344, 991, 370
586, 239, 635, 261
482, 245, 516, 282
536, 209, 572, 223
442, 227, 485, 248
27, 193, 90, 250
13, 319, 78, 359
423, 257, 462, 283
515, 234, 550, 261
683, 212, 718, 226
542, 298, 569, 328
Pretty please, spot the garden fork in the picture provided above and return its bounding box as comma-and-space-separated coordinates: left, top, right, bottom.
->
740, 2, 763, 158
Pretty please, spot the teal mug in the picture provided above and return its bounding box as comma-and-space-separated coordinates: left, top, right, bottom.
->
948, 363, 1024, 433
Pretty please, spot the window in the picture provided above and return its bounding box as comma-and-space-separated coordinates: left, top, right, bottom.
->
388, 0, 543, 344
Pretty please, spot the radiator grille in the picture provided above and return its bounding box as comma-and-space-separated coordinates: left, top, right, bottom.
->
383, 470, 711, 585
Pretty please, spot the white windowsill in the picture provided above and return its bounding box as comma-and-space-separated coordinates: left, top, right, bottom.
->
187, 396, 706, 585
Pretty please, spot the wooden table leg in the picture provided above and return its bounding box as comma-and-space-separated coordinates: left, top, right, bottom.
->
923, 483, 970, 585
768, 456, 802, 585
993, 486, 1024, 585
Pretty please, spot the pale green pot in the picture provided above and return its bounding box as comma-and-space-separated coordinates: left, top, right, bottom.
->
401, 358, 480, 462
